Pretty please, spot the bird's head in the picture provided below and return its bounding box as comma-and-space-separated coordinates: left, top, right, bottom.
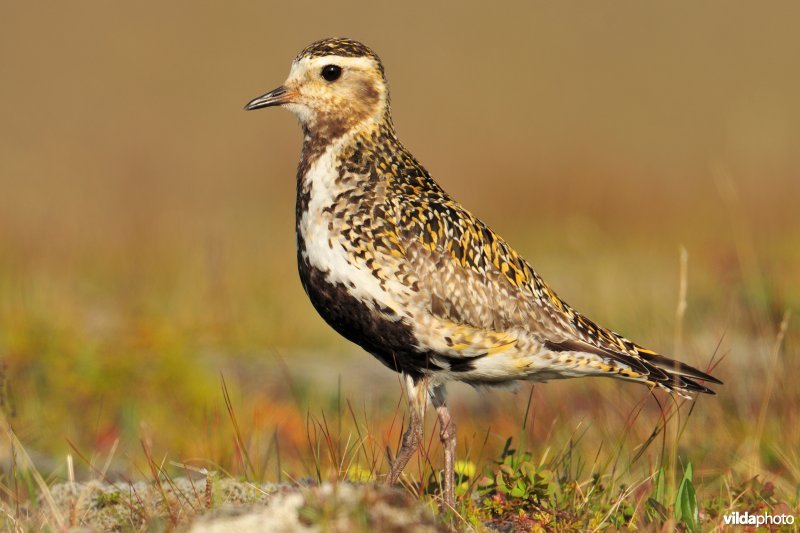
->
245, 38, 390, 143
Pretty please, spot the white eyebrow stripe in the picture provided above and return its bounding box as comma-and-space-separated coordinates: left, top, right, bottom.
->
300, 55, 378, 71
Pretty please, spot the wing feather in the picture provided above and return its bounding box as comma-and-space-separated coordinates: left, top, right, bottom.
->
387, 194, 720, 392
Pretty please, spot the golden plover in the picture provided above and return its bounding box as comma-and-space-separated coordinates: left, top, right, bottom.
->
245, 37, 721, 507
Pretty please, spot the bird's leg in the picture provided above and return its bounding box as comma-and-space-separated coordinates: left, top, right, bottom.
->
386, 410, 422, 485
431, 383, 456, 508
387, 374, 428, 486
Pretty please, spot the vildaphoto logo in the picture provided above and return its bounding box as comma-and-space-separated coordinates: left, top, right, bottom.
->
723, 511, 795, 526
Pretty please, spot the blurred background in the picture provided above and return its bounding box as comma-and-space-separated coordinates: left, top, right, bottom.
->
0, 0, 798, 491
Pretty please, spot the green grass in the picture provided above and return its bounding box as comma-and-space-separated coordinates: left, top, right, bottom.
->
2, 372, 797, 530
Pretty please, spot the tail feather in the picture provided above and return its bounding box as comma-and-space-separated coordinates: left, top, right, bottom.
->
545, 338, 721, 395
639, 350, 723, 385
627, 352, 720, 395
675, 375, 716, 395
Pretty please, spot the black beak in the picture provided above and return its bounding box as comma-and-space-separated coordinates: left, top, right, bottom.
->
244, 86, 293, 110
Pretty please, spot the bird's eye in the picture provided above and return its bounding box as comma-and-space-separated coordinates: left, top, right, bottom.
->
321, 65, 342, 82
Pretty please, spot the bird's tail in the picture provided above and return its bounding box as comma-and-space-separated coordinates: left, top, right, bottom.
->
635, 350, 722, 397
543, 339, 722, 397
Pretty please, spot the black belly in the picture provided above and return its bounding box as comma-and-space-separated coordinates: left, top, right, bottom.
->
296, 255, 441, 380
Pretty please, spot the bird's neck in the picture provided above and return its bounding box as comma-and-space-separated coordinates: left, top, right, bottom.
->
298, 110, 397, 176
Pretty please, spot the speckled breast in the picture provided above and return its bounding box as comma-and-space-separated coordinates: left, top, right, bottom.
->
294, 150, 436, 378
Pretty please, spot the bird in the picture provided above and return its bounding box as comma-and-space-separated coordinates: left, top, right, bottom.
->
244, 37, 722, 508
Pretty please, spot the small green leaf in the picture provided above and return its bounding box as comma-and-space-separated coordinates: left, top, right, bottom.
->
510, 480, 527, 498
674, 462, 699, 533
495, 471, 509, 493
